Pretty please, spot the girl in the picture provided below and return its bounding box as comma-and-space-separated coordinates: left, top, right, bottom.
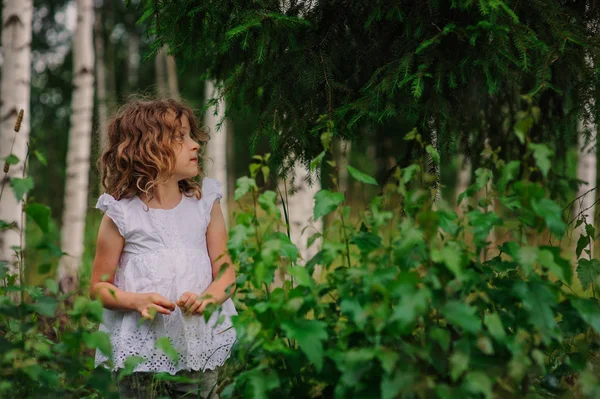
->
89, 98, 237, 399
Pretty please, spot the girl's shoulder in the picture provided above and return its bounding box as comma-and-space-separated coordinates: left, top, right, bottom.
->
95, 194, 136, 237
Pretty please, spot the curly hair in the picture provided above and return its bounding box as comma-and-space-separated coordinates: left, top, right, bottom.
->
98, 98, 210, 201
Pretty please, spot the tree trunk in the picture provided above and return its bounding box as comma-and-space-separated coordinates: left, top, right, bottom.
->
226, 119, 236, 215
573, 120, 597, 257
203, 80, 229, 226
95, 4, 108, 194
455, 154, 471, 214
0, 0, 33, 283
165, 46, 180, 100
127, 30, 140, 90
58, 0, 95, 294
277, 158, 322, 285
155, 46, 167, 97
336, 140, 351, 194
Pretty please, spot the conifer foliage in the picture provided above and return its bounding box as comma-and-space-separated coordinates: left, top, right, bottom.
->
137, 0, 599, 171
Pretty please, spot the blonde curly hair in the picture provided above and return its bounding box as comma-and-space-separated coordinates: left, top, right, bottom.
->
98, 98, 210, 201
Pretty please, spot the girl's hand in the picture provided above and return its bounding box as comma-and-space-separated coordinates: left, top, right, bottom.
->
177, 292, 217, 315
134, 292, 176, 319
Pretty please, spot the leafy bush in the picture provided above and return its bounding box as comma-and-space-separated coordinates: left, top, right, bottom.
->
2, 112, 600, 398
223, 125, 600, 398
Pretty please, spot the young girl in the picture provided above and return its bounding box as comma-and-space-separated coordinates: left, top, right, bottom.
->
89, 98, 237, 399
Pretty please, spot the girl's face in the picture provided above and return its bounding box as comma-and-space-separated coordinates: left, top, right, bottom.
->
172, 114, 200, 180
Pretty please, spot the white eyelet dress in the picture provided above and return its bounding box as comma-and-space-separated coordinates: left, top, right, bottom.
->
94, 177, 237, 375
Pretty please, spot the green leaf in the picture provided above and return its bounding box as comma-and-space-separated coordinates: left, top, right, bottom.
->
234, 177, 257, 201
238, 368, 280, 399
431, 241, 464, 279
576, 234, 591, 259
155, 337, 179, 366
25, 203, 51, 233
350, 231, 382, 254
346, 165, 378, 185
257, 190, 281, 218
539, 248, 572, 284
463, 371, 493, 399
391, 287, 430, 330
425, 145, 440, 165
10, 177, 34, 202
441, 301, 481, 334
4, 154, 19, 165
529, 143, 553, 178
450, 351, 469, 381
577, 259, 600, 291
45, 279, 58, 295
381, 371, 417, 399
34, 150, 47, 166
429, 327, 451, 352
513, 281, 559, 343
313, 190, 344, 220
531, 198, 566, 237
84, 331, 113, 360
586, 224, 596, 240
341, 298, 368, 330
228, 224, 250, 254
118, 356, 146, 379
484, 312, 506, 342
497, 160, 520, 194
288, 265, 315, 288
281, 319, 328, 372
29, 296, 57, 317
572, 298, 600, 334
310, 151, 325, 173
516, 246, 538, 276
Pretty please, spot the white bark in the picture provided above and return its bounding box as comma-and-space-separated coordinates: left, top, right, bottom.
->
574, 119, 597, 257
203, 80, 229, 226
0, 0, 33, 280
165, 46, 180, 100
155, 46, 167, 97
58, 0, 95, 294
277, 158, 323, 284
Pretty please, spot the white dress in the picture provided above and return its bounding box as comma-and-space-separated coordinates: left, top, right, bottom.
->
94, 177, 237, 375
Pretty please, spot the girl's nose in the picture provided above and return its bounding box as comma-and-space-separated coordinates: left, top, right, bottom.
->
191, 140, 200, 151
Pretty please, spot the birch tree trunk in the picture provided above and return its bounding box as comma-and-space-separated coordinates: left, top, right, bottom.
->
573, 120, 597, 257
165, 46, 180, 100
58, 0, 95, 294
203, 80, 229, 226
277, 158, 323, 285
155, 46, 167, 97
0, 0, 33, 281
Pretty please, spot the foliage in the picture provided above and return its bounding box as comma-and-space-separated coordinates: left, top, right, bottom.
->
2, 111, 600, 397
137, 0, 600, 176
221, 117, 600, 398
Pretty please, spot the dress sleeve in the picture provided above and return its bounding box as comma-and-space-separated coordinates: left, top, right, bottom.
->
201, 178, 224, 224
96, 193, 126, 237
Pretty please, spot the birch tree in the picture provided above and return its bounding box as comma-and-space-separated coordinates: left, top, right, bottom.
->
203, 80, 230, 226
58, 0, 95, 294
0, 0, 33, 280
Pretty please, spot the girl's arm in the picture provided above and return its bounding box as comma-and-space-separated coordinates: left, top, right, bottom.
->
90, 214, 175, 318
179, 202, 236, 313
